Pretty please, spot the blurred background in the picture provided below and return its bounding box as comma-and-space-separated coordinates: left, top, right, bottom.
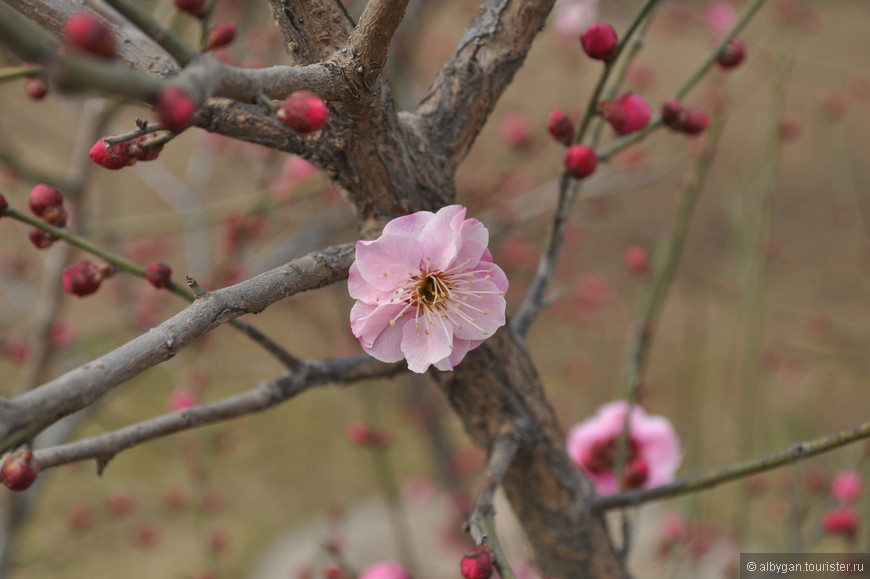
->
1, 0, 870, 577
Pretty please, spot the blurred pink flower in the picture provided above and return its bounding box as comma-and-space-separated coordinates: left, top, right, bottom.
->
566, 400, 682, 495
831, 470, 863, 503
706, 2, 737, 36
553, 0, 600, 42
358, 561, 409, 579
349, 205, 508, 373
168, 388, 199, 412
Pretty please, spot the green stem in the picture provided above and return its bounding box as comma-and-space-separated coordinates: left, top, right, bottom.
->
479, 518, 516, 579
0, 66, 43, 82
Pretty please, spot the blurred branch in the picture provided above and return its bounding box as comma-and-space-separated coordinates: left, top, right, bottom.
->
101, 0, 198, 66
594, 419, 870, 512
32, 354, 405, 469
464, 431, 520, 579
0, 243, 355, 450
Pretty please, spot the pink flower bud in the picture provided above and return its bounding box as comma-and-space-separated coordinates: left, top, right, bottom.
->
276, 91, 329, 134
168, 388, 198, 412
358, 561, 409, 579
64, 12, 116, 58
580, 22, 618, 61
155, 86, 196, 133
24, 77, 49, 100
563, 144, 597, 179
547, 109, 575, 145
500, 112, 532, 148
28, 227, 57, 249
716, 37, 746, 69
145, 262, 172, 289
831, 470, 863, 503
460, 547, 493, 579
680, 108, 710, 136
603, 93, 651, 134
108, 491, 137, 517
206, 23, 237, 51
822, 507, 859, 541
28, 184, 63, 217
89, 138, 133, 170
624, 245, 649, 276
63, 260, 112, 297
173, 0, 205, 18
1, 449, 40, 491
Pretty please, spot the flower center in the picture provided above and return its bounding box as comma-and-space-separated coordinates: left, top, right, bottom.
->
417, 275, 442, 305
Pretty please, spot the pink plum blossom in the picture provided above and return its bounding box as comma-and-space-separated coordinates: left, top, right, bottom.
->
349, 205, 508, 373
358, 561, 410, 579
566, 400, 682, 495
831, 470, 863, 503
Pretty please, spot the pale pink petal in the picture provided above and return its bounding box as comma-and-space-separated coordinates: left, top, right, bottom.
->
451, 280, 506, 340
419, 205, 466, 271
382, 210, 434, 238
401, 314, 453, 373
353, 236, 422, 292
351, 302, 405, 352
635, 416, 682, 486
433, 338, 484, 371
453, 217, 489, 267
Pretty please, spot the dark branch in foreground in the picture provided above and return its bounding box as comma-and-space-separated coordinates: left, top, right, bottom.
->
33, 355, 404, 469
0, 243, 355, 449
594, 419, 870, 512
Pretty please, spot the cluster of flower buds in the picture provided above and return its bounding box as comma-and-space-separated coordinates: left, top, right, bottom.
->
822, 470, 864, 541
89, 133, 164, 170
62, 259, 114, 297
1, 447, 40, 491
27, 184, 68, 249
661, 99, 710, 136
276, 91, 330, 134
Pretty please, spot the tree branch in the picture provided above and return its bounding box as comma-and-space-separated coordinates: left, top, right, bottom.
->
32, 355, 404, 469
414, 0, 556, 169
347, 0, 410, 83
0, 243, 355, 449
465, 432, 520, 579
594, 419, 870, 512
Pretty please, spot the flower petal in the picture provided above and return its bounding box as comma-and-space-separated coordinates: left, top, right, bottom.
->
353, 236, 423, 293
401, 312, 453, 373
418, 205, 467, 271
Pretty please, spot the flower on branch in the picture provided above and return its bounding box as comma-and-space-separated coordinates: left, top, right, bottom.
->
349, 205, 508, 373
566, 400, 682, 494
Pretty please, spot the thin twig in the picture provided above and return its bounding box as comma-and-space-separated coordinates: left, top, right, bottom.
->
594, 419, 870, 512
464, 433, 520, 579
32, 355, 405, 469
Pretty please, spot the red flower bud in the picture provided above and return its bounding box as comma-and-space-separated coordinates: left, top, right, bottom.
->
28, 184, 63, 217
580, 23, 619, 61
822, 507, 859, 541
276, 91, 329, 135
547, 109, 575, 145
1, 449, 40, 491
603, 93, 651, 134
563, 144, 597, 179
89, 138, 133, 170
173, 0, 206, 18
24, 77, 49, 100
28, 227, 58, 249
145, 262, 172, 289
717, 38, 746, 69
42, 204, 68, 227
128, 134, 164, 161
460, 547, 493, 579
155, 86, 196, 133
64, 12, 116, 59
206, 23, 237, 51
0, 193, 7, 217
63, 260, 112, 297
680, 108, 710, 136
